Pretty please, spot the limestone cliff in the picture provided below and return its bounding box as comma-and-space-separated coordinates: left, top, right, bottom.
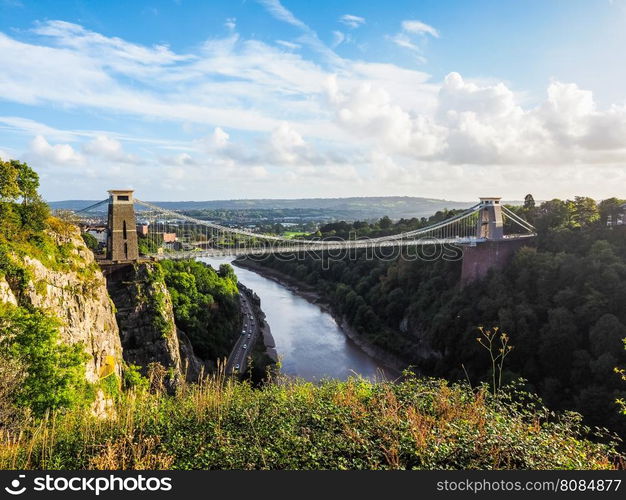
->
106, 262, 203, 383
0, 224, 123, 383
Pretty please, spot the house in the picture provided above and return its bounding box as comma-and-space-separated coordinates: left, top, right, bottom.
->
136, 223, 149, 236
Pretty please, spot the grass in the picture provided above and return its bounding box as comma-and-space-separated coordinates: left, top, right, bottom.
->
282, 231, 308, 239
0, 369, 621, 470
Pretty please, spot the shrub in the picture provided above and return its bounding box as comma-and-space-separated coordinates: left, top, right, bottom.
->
0, 374, 621, 470
0, 303, 87, 416
81, 232, 100, 253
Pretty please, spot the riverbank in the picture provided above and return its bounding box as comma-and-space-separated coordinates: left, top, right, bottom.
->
233, 258, 407, 377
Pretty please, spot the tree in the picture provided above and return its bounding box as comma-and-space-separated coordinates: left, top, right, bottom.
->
81, 232, 100, 253
0, 303, 87, 416
379, 216, 392, 230
571, 196, 599, 228
19, 194, 50, 232
589, 314, 626, 358
523, 194, 535, 210
0, 160, 49, 233
535, 199, 570, 231
0, 160, 20, 202
598, 197, 625, 226
14, 160, 40, 202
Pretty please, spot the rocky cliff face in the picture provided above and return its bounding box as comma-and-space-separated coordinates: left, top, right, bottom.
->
106, 262, 203, 383
0, 221, 204, 389
0, 226, 123, 383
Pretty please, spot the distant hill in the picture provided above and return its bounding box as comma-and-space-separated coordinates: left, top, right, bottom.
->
48, 196, 522, 220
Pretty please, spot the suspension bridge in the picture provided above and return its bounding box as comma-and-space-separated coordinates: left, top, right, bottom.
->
73, 190, 535, 284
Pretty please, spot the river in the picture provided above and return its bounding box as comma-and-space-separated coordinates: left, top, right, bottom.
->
198, 256, 389, 381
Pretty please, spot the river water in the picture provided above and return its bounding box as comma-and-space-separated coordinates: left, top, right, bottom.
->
198, 256, 389, 381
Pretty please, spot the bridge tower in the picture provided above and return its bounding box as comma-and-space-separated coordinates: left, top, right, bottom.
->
461, 196, 528, 285
476, 197, 504, 240
106, 189, 139, 262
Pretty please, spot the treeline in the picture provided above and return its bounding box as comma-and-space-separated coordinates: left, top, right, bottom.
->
311, 208, 466, 240
257, 195, 626, 439
159, 259, 240, 361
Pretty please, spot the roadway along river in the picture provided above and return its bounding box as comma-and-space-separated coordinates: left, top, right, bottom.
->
198, 256, 389, 381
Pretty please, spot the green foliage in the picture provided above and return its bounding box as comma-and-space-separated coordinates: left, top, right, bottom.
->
257, 196, 626, 441
0, 160, 97, 295
160, 259, 239, 360
0, 303, 87, 416
0, 375, 620, 470
0, 160, 49, 233
138, 235, 161, 255
122, 363, 150, 391
0, 161, 20, 201
0, 355, 27, 430
81, 232, 100, 253
97, 374, 121, 401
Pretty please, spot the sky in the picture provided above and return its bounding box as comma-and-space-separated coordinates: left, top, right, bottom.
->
1, 0, 626, 202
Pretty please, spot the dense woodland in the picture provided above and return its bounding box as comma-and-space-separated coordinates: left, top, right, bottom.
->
159, 259, 240, 361
256, 196, 626, 440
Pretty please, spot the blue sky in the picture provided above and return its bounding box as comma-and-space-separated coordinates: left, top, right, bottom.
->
1, 0, 626, 201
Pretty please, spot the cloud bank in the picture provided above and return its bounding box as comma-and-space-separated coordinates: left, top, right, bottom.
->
0, 6, 625, 201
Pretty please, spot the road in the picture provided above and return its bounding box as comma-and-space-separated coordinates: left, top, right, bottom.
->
225, 291, 260, 375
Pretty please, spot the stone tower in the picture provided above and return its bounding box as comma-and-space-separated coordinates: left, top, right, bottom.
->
476, 197, 504, 240
106, 190, 139, 262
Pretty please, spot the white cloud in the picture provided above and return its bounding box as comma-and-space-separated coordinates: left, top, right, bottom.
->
28, 135, 83, 165
332, 31, 346, 48
225, 18, 236, 31
388, 19, 439, 61
339, 14, 365, 29
276, 40, 301, 50
327, 75, 445, 156
0, 116, 76, 141
268, 122, 309, 164
2, 15, 626, 201
401, 20, 439, 38
33, 20, 193, 74
0, 149, 8, 161
83, 135, 142, 164
435, 72, 626, 165
210, 127, 230, 149
256, 0, 341, 64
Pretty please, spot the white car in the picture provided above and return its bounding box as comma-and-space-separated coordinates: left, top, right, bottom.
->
242, 344, 247, 349
234, 364, 240, 370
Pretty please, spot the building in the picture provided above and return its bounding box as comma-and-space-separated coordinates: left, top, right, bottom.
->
153, 232, 177, 243
136, 223, 149, 236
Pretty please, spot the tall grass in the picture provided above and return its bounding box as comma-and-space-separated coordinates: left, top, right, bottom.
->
0, 367, 622, 470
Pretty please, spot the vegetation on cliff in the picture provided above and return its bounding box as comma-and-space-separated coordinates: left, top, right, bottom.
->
0, 159, 99, 290
0, 160, 96, 417
160, 259, 240, 361
0, 371, 621, 470
0, 303, 87, 417
254, 196, 626, 441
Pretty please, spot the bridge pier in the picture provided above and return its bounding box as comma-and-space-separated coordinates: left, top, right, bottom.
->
461, 197, 531, 285
461, 239, 529, 286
